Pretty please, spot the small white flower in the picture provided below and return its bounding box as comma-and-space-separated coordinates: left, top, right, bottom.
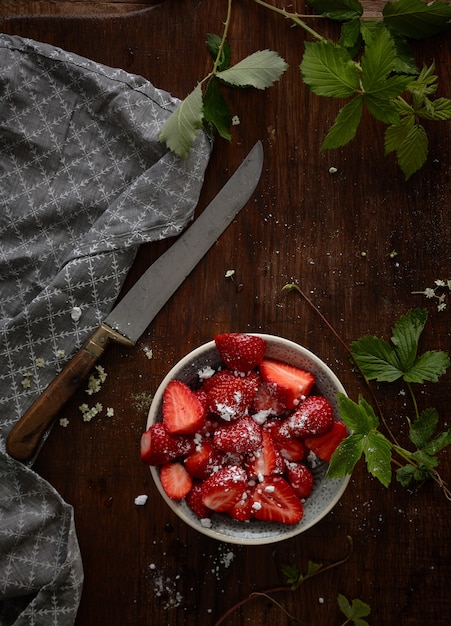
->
225, 269, 235, 279
106, 407, 114, 417
438, 302, 447, 312
35, 358, 45, 368
424, 288, 435, 299
231, 115, 240, 126
56, 349, 65, 359
435, 279, 446, 287
59, 418, 70, 428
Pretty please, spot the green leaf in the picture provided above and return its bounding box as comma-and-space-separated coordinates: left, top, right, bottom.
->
308, 0, 363, 21
337, 594, 371, 626
158, 84, 204, 159
423, 428, 451, 455
281, 563, 301, 585
364, 90, 403, 125
409, 407, 439, 448
403, 349, 450, 383
321, 96, 363, 149
337, 393, 379, 432
350, 335, 402, 382
391, 308, 427, 371
203, 78, 232, 140
327, 433, 364, 477
396, 123, 428, 180
339, 19, 362, 53
362, 430, 393, 486
383, 0, 451, 39
206, 33, 232, 71
300, 40, 360, 98
417, 97, 451, 121
360, 23, 398, 88
384, 116, 415, 155
396, 464, 416, 486
216, 50, 288, 89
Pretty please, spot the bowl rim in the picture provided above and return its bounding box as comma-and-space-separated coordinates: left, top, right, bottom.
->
147, 333, 351, 545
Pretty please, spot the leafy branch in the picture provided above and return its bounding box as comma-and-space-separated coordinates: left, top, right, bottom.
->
214, 536, 370, 626
255, 0, 451, 179
159, 0, 287, 158
283, 284, 451, 499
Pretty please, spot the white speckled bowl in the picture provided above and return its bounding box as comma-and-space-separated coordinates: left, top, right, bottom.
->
147, 334, 350, 545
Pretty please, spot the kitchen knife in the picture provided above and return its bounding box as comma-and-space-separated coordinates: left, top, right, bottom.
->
6, 140, 264, 461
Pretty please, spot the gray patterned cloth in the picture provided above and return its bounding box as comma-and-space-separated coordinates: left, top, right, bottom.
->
0, 34, 211, 624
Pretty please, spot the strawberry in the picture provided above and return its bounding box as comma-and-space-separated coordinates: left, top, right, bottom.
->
286, 462, 314, 499
160, 462, 193, 500
276, 438, 308, 462
140, 423, 195, 465
213, 415, 263, 454
206, 377, 254, 422
286, 396, 334, 438
201, 465, 248, 512
184, 439, 223, 479
259, 359, 315, 409
252, 381, 287, 417
162, 380, 206, 434
201, 369, 235, 393
245, 430, 284, 478
250, 476, 304, 524
214, 333, 266, 372
228, 488, 253, 521
304, 420, 348, 462
186, 482, 213, 519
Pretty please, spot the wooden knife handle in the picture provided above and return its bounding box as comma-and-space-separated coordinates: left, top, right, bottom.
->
6, 323, 134, 461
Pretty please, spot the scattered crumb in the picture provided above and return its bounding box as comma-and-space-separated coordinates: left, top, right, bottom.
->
134, 495, 148, 506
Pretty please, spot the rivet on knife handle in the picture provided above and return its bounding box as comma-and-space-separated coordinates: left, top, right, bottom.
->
5, 324, 134, 461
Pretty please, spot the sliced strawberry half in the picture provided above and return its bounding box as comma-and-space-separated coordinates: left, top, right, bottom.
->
186, 482, 213, 519
201, 465, 248, 512
286, 462, 314, 499
213, 415, 263, 454
259, 359, 315, 409
140, 422, 195, 466
228, 488, 253, 521
214, 333, 266, 372
304, 420, 348, 462
251, 476, 304, 524
162, 380, 206, 434
286, 396, 334, 438
160, 461, 193, 500
245, 430, 284, 479
252, 381, 287, 417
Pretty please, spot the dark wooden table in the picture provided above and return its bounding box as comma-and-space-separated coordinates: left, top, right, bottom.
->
1, 2, 450, 625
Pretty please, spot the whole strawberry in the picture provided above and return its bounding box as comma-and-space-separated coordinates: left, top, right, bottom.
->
285, 395, 334, 438
214, 333, 266, 372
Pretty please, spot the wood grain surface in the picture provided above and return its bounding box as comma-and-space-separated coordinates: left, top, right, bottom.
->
1, 2, 450, 625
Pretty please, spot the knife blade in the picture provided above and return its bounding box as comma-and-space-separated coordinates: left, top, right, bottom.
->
6, 141, 264, 461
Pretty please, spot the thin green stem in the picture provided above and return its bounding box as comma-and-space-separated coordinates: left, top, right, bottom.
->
212, 0, 233, 76
253, 0, 326, 41
406, 381, 420, 421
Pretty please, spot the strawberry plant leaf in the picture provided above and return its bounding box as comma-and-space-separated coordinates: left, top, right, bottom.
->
159, 84, 204, 159
337, 393, 379, 433
350, 335, 402, 382
417, 96, 451, 120
338, 18, 362, 52
307, 0, 363, 22
384, 116, 415, 154
383, 0, 451, 40
327, 434, 365, 477
300, 40, 360, 98
203, 78, 232, 140
396, 123, 428, 179
206, 33, 231, 71
360, 23, 398, 87
216, 50, 288, 89
403, 349, 450, 383
390, 308, 427, 371
337, 593, 371, 625
423, 428, 451, 455
409, 407, 439, 448
362, 431, 393, 486
321, 96, 363, 149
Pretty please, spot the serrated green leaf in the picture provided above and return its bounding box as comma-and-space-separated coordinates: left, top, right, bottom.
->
364, 92, 402, 125
321, 96, 363, 150
383, 0, 451, 40
159, 84, 204, 159
350, 335, 402, 382
339, 19, 362, 52
384, 116, 415, 155
396, 464, 416, 486
417, 97, 451, 121
409, 407, 439, 448
300, 40, 360, 98
391, 308, 427, 371
403, 349, 450, 383
308, 0, 363, 21
360, 23, 397, 88
327, 434, 364, 477
396, 123, 428, 179
216, 50, 288, 89
203, 78, 232, 140
362, 431, 393, 486
337, 393, 379, 432
410, 448, 439, 469
337, 594, 371, 624
423, 428, 451, 455
206, 33, 231, 71
281, 563, 300, 585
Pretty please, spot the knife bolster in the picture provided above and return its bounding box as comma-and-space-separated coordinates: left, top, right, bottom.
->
83, 323, 135, 357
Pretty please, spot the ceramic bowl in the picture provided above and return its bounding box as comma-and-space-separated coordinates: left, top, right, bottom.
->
147, 334, 350, 545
